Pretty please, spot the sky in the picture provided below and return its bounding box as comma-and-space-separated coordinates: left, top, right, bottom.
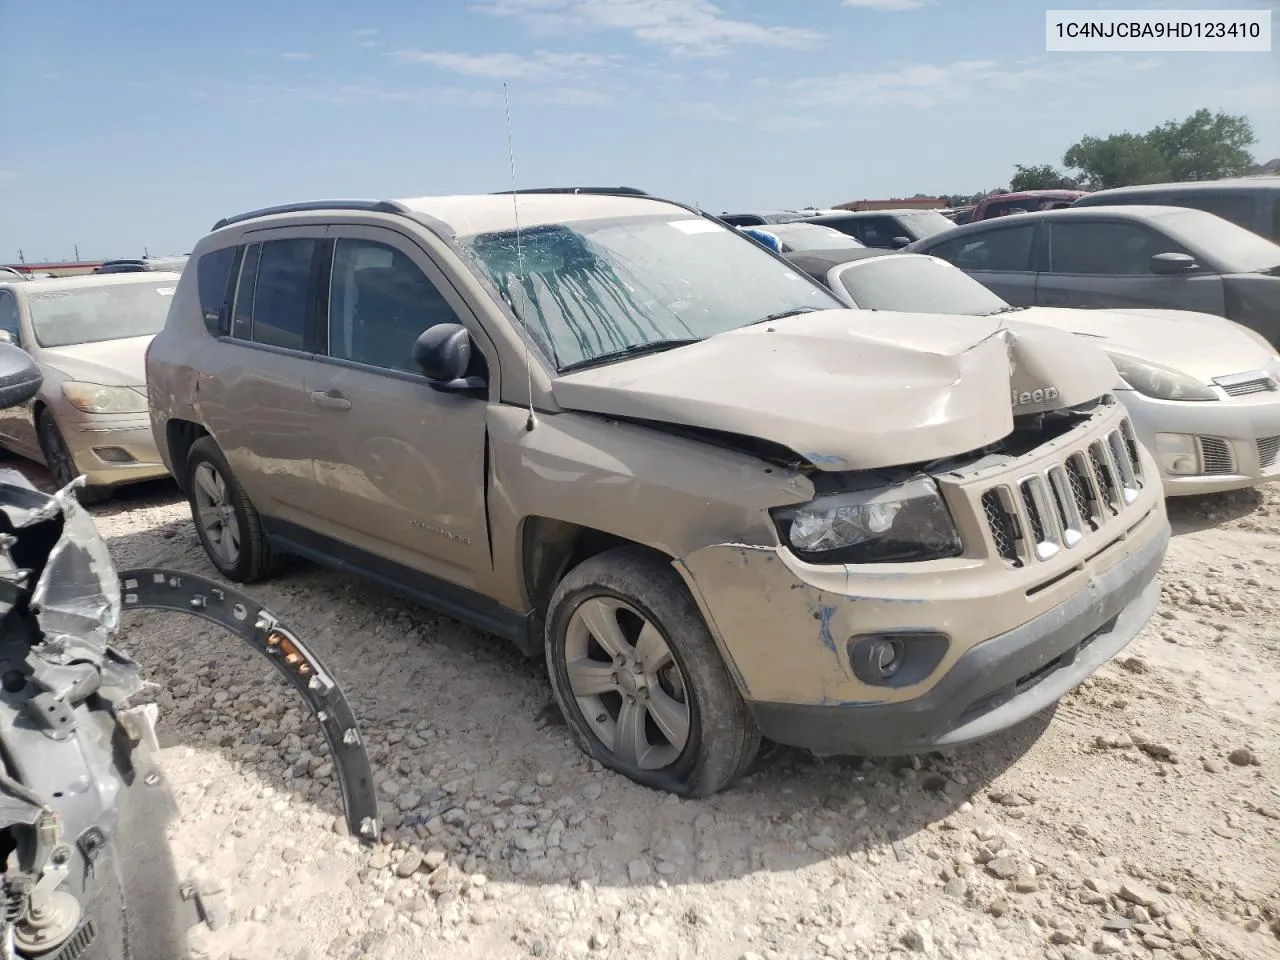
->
1, 0, 1277, 262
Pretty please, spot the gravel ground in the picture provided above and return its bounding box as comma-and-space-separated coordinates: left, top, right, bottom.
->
23, 465, 1280, 960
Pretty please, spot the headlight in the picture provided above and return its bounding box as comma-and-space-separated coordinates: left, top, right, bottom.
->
1107, 353, 1216, 401
62, 382, 148, 414
773, 477, 962, 564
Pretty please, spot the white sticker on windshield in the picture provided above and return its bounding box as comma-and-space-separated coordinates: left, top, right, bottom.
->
29, 292, 73, 301
156, 287, 176, 295
668, 219, 722, 235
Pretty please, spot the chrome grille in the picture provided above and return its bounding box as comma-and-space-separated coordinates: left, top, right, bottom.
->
1197, 437, 1234, 475
1218, 377, 1275, 397
982, 417, 1143, 565
1259, 436, 1280, 470
982, 489, 1020, 565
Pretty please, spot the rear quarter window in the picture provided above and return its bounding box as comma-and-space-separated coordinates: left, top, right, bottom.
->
197, 246, 238, 336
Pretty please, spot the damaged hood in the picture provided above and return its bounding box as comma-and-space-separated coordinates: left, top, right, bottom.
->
35, 335, 152, 387
552, 309, 1117, 470
1009, 306, 1279, 381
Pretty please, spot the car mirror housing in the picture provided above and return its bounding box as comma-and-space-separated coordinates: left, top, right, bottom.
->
0, 341, 41, 409
413, 323, 487, 395
1150, 252, 1198, 275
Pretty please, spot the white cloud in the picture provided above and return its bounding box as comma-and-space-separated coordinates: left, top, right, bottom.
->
355, 28, 379, 36
390, 48, 614, 79
473, 0, 822, 56
785, 56, 1156, 109
281, 51, 315, 60
842, 0, 932, 9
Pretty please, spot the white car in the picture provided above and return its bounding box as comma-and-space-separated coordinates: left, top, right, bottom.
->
784, 247, 1280, 496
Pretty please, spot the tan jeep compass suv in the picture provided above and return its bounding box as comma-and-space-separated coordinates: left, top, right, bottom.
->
147, 191, 1171, 795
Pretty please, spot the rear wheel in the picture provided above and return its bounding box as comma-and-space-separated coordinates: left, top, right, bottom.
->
36, 411, 109, 504
186, 437, 284, 582
545, 547, 760, 796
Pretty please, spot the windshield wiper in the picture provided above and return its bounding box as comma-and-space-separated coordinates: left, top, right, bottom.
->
748, 306, 824, 326
981, 305, 1030, 316
559, 338, 703, 373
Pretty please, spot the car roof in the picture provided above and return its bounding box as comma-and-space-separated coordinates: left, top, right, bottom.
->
984, 189, 1087, 201
1077, 178, 1280, 200
802, 209, 946, 220
913, 204, 1212, 242
0, 272, 181, 295
212, 193, 699, 237
783, 248, 898, 278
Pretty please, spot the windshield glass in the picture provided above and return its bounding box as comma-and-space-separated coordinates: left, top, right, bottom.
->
27, 279, 177, 348
898, 211, 957, 239
838, 256, 1010, 315
770, 224, 865, 251
1154, 208, 1280, 273
459, 214, 842, 370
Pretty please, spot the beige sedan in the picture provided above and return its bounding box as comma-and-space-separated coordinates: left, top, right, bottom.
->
0, 273, 178, 501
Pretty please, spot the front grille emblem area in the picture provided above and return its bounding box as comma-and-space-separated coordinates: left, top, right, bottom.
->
981, 417, 1144, 566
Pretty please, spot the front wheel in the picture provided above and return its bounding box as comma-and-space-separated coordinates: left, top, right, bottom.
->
545, 547, 760, 796
37, 411, 109, 503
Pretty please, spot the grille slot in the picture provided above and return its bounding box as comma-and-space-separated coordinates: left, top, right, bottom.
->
982, 488, 1021, 565
1259, 436, 1280, 470
1197, 436, 1234, 475
1088, 441, 1120, 515
978, 416, 1143, 564
1219, 377, 1275, 397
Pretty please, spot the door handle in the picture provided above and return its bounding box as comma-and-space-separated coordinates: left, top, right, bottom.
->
310, 390, 352, 411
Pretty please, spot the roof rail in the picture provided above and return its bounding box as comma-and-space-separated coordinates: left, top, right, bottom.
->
211, 199, 408, 232
489, 186, 651, 197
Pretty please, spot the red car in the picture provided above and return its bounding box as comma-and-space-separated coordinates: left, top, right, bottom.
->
969, 189, 1088, 221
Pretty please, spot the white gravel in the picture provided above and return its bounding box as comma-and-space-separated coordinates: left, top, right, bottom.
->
33, 466, 1280, 960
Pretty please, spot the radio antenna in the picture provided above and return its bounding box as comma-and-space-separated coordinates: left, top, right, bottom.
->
504, 82, 536, 433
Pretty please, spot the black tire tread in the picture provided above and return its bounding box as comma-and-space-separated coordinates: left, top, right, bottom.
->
186, 436, 285, 582
545, 546, 760, 797
37, 411, 110, 504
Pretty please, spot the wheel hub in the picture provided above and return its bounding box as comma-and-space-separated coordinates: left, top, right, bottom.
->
615, 661, 647, 698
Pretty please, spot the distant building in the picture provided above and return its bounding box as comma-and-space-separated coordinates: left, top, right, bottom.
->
833, 196, 946, 211
0, 260, 103, 278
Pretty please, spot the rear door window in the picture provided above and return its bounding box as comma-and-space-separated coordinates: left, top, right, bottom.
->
229, 239, 317, 350
1176, 194, 1256, 230
1048, 221, 1190, 275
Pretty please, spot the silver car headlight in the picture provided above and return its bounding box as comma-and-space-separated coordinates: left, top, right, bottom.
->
62, 382, 148, 414
772, 477, 962, 564
1108, 353, 1217, 402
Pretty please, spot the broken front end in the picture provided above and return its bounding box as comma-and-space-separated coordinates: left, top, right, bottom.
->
0, 473, 379, 960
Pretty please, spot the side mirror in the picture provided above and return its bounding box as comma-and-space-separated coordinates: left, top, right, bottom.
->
890, 236, 911, 249
1150, 252, 1198, 275
412, 323, 487, 395
0, 342, 41, 409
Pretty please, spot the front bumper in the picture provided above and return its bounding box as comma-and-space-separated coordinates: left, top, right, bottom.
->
747, 518, 1168, 755
65, 416, 169, 486
1118, 388, 1280, 496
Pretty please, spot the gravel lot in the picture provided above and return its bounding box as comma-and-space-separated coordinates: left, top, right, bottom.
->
24, 464, 1280, 960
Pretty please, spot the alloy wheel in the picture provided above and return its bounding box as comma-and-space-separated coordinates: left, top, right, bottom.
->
192, 462, 241, 567
563, 596, 692, 770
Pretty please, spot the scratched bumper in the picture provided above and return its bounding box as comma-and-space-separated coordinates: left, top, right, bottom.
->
746, 523, 1166, 756
676, 504, 1168, 755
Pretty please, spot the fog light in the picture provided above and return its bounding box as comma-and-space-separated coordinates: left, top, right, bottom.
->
848, 632, 949, 687
92, 446, 136, 464
1153, 433, 1199, 476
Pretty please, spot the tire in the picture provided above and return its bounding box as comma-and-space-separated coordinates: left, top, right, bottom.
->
36, 411, 110, 504
185, 436, 285, 582
545, 546, 760, 796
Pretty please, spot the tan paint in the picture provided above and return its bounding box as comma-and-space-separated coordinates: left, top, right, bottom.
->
148, 193, 1169, 724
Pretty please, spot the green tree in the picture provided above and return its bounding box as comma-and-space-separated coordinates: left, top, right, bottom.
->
1063, 132, 1172, 190
1009, 164, 1084, 192
1018, 110, 1258, 191
1145, 109, 1257, 181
